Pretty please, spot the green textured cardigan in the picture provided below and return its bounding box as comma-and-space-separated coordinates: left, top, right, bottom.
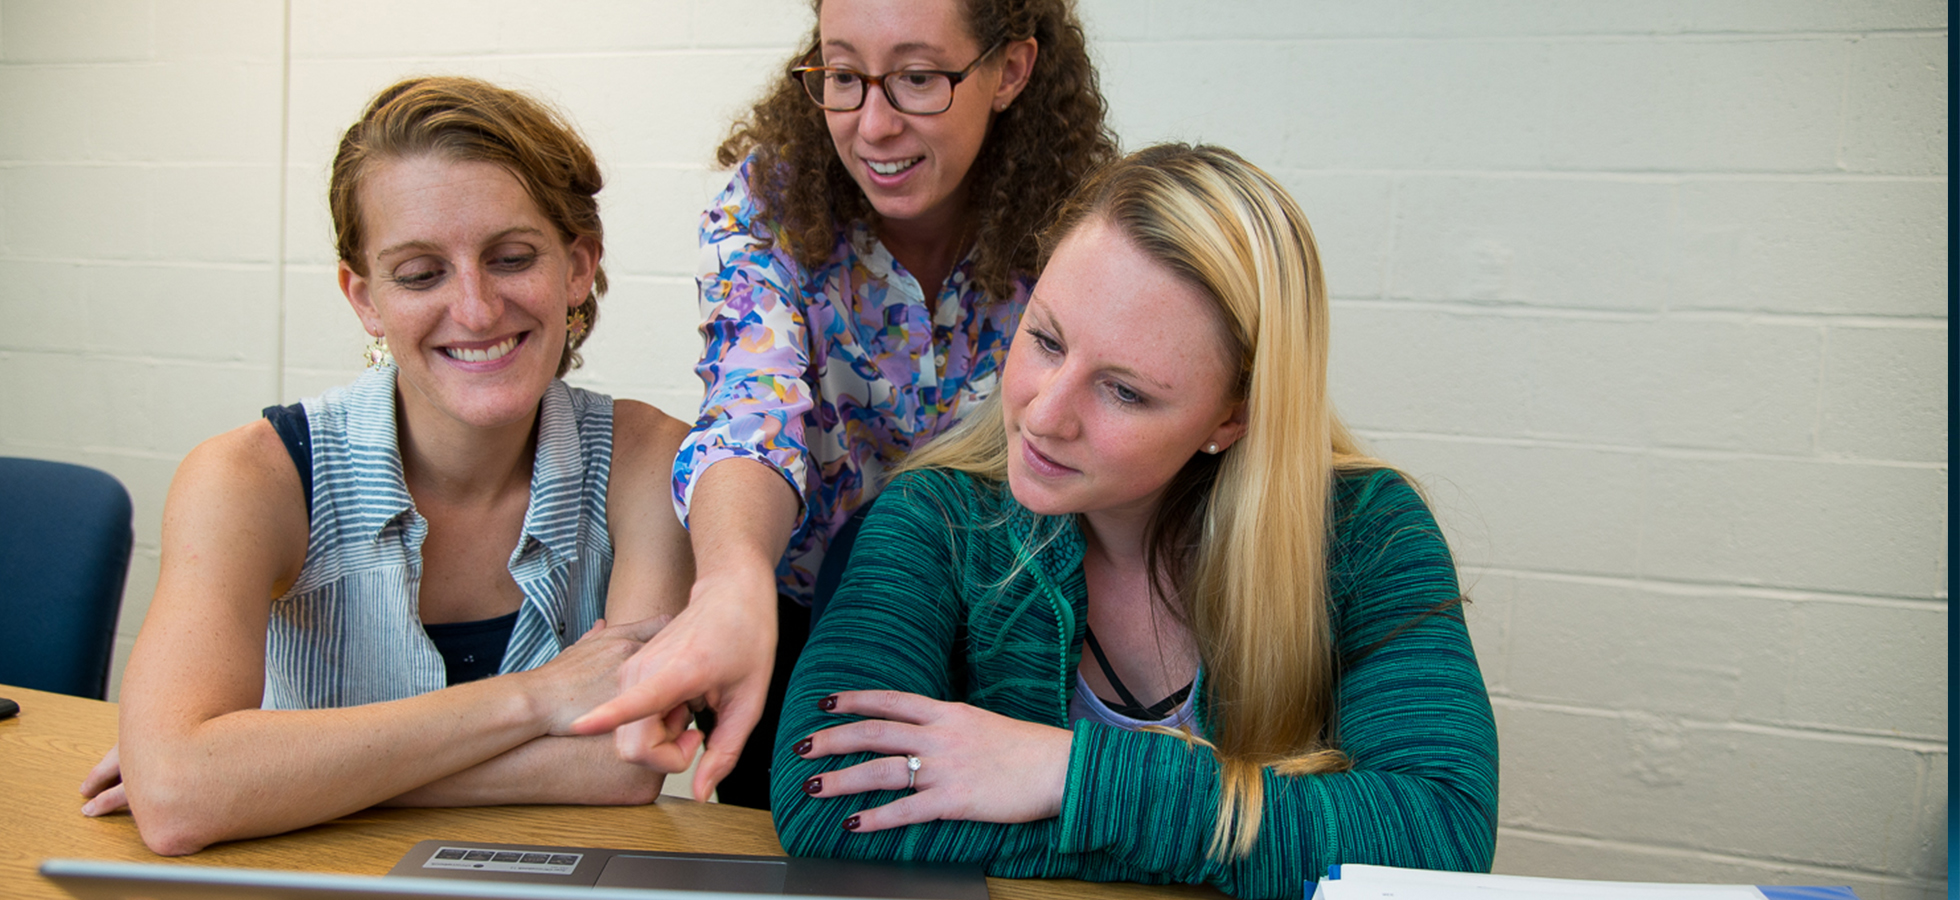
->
770, 467, 1498, 900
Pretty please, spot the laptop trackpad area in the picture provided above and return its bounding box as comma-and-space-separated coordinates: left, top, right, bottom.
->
598, 854, 788, 893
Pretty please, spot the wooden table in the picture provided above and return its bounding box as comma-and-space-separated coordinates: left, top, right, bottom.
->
0, 686, 1218, 900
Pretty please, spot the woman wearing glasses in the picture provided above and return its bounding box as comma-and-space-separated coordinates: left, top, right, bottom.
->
573, 0, 1117, 809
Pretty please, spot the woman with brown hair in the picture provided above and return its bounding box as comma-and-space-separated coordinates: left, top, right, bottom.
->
77, 76, 696, 855
574, 0, 1118, 809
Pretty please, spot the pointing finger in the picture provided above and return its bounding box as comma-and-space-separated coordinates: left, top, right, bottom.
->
572, 677, 685, 736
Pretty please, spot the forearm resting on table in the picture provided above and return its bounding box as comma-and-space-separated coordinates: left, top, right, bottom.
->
119, 677, 551, 855
385, 733, 665, 808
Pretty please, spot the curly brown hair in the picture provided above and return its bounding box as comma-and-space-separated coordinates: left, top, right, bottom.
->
716, 0, 1117, 301
330, 76, 606, 377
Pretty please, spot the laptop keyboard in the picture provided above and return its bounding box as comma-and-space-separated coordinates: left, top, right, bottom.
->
423, 846, 584, 876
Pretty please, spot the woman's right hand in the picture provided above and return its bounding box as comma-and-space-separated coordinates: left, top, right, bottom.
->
582, 566, 779, 787
524, 614, 674, 736
571, 456, 798, 800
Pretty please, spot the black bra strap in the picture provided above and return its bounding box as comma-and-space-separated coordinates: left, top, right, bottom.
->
1083, 626, 1194, 720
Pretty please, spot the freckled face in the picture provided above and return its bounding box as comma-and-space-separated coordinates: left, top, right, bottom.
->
817, 0, 1010, 239
338, 156, 596, 432
1003, 219, 1247, 520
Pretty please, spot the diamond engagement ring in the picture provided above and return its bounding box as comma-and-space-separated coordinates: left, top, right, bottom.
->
906, 755, 921, 791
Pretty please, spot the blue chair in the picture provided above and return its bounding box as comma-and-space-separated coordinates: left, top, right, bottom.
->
0, 457, 134, 699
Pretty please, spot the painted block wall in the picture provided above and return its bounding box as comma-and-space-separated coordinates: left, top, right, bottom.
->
0, 1, 1945, 895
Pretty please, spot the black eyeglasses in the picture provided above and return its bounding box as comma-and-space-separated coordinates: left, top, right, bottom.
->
790, 42, 1003, 116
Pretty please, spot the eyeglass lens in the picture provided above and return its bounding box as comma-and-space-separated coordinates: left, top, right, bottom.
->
801, 70, 955, 114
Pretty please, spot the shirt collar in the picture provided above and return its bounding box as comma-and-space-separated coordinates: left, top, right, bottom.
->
516, 378, 585, 564
1002, 487, 1086, 607
336, 364, 415, 543
338, 364, 584, 564
848, 221, 980, 309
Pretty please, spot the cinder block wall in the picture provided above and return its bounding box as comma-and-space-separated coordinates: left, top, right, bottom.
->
0, 2, 1944, 895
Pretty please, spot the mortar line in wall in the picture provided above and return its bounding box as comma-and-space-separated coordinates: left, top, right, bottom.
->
1458, 565, 1951, 608
2, 161, 1941, 186
1377, 177, 1401, 299
0, 256, 280, 273
11, 159, 1941, 184
1808, 326, 1832, 456
1104, 30, 1949, 46
1327, 298, 1950, 329
280, 47, 807, 64
1909, 754, 1937, 864
1263, 168, 1949, 184
1350, 427, 1949, 469
1494, 826, 1947, 887
0, 348, 280, 370
1660, 310, 1949, 329
1, 441, 205, 463
1690, 718, 1945, 752
273, 0, 292, 405
1487, 696, 1949, 752
0, 44, 884, 66
0, 160, 290, 170
1938, 517, 1950, 602
1831, 31, 1854, 173
609, 273, 712, 285
608, 161, 725, 171
233, 31, 1952, 59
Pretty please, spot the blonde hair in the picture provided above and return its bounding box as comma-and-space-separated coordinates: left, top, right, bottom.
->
902, 143, 1380, 858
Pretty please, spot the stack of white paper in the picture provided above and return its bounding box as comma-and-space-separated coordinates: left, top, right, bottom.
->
1309, 864, 1859, 900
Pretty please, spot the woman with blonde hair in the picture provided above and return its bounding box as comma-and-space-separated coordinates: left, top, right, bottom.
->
769, 144, 1498, 898
78, 76, 695, 855
573, 0, 1118, 809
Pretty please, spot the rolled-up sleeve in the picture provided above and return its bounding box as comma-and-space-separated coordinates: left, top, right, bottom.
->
673, 164, 816, 534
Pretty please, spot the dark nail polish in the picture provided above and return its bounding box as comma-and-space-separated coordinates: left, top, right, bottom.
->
803, 776, 823, 795
793, 738, 813, 757
817, 695, 838, 711
842, 815, 860, 831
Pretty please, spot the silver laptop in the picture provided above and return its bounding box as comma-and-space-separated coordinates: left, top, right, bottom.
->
41, 840, 988, 900
391, 840, 986, 897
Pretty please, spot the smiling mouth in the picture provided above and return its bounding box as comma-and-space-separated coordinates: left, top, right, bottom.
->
866, 157, 922, 176
443, 334, 520, 363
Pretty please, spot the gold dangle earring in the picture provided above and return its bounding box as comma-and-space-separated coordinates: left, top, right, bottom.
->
363, 336, 391, 368
566, 306, 590, 343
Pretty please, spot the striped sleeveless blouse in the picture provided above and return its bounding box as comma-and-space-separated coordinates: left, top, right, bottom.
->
262, 363, 615, 710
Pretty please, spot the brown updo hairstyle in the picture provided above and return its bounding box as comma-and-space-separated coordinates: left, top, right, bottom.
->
329, 75, 606, 377
716, 0, 1118, 301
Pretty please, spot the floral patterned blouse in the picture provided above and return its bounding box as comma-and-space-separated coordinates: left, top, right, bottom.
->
673, 160, 1031, 605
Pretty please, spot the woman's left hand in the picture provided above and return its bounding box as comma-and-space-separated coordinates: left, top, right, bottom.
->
79, 744, 128, 817
794, 690, 1072, 833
